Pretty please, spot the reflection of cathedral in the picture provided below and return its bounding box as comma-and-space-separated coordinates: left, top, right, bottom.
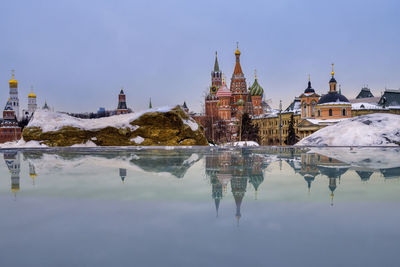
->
206, 150, 267, 223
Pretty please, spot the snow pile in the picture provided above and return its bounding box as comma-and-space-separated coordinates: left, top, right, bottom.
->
131, 136, 144, 144
297, 113, 400, 146
28, 107, 173, 132
70, 141, 98, 147
0, 139, 48, 148
182, 118, 199, 131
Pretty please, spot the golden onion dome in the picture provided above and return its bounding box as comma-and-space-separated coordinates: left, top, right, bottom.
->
235, 47, 241, 56
9, 73, 18, 88
235, 42, 241, 56
28, 90, 37, 98
30, 173, 37, 178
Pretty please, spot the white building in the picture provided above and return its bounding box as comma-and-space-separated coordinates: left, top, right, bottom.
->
8, 71, 20, 120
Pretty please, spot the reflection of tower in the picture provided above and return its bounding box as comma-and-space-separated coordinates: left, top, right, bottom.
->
119, 168, 127, 183
231, 175, 247, 224
249, 174, 263, 200
355, 171, 373, 182
328, 177, 337, 206
29, 162, 37, 185
4, 152, 21, 199
211, 175, 223, 217
299, 153, 319, 193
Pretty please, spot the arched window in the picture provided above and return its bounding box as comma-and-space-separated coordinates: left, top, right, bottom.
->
342, 109, 346, 116
317, 110, 321, 117
329, 109, 333, 116
303, 103, 307, 116
311, 101, 316, 116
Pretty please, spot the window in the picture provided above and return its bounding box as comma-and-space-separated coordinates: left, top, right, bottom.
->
317, 110, 321, 117
329, 109, 333, 116
342, 109, 346, 116
303, 103, 306, 116
311, 101, 316, 116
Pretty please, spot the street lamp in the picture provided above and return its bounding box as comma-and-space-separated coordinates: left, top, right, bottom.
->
279, 100, 282, 146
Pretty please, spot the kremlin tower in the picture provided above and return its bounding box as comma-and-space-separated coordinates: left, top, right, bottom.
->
117, 88, 129, 115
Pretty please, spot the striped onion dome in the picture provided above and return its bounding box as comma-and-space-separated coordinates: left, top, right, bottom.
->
216, 83, 231, 97
249, 78, 264, 96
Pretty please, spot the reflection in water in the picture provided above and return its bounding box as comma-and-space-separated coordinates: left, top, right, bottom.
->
2, 147, 400, 220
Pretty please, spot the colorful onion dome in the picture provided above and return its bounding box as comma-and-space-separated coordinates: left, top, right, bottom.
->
236, 98, 244, 106
9, 72, 18, 88
216, 83, 231, 98
249, 75, 264, 96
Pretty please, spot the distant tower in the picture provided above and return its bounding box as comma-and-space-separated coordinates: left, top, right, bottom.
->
117, 88, 129, 115
28, 87, 37, 115
182, 101, 189, 113
9, 70, 20, 120
43, 101, 50, 110
149, 98, 152, 109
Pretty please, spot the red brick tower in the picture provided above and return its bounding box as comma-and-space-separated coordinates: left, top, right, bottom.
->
117, 88, 129, 115
230, 43, 247, 116
0, 99, 21, 143
205, 52, 221, 120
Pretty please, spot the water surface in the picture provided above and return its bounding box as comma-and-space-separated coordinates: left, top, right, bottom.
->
1, 147, 399, 267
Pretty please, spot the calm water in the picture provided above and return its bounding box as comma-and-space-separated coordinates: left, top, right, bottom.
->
1, 147, 400, 267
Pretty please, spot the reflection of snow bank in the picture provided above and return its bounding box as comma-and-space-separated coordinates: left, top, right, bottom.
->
309, 147, 400, 169
222, 141, 260, 147
183, 154, 199, 165
297, 113, 400, 146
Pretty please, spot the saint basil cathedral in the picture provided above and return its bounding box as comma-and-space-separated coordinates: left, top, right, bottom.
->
204, 45, 265, 140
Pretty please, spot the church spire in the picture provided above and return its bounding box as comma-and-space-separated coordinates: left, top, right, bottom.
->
214, 51, 220, 72
329, 63, 337, 92
233, 43, 243, 76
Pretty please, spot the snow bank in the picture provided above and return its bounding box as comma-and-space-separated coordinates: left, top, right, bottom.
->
28, 107, 173, 132
0, 139, 48, 148
297, 113, 400, 146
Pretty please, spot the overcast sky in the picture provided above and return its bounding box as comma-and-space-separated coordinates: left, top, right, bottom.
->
1, 0, 399, 113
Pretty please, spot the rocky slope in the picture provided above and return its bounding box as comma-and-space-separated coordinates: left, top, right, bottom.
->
22, 106, 208, 147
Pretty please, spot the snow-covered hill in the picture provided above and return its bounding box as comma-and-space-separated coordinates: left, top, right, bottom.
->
296, 113, 400, 146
